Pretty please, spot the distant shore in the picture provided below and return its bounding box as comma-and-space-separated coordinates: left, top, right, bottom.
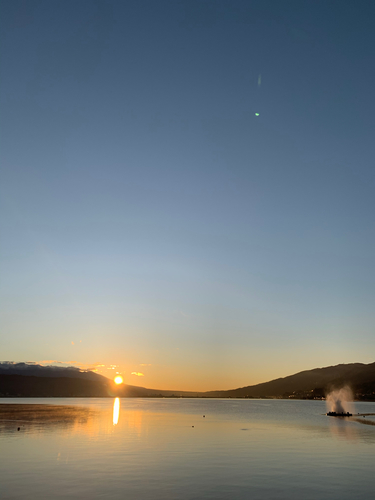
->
1, 395, 375, 402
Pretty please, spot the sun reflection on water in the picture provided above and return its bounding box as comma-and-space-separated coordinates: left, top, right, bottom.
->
113, 398, 120, 426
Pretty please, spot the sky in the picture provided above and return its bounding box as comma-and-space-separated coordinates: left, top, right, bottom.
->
1, 0, 375, 391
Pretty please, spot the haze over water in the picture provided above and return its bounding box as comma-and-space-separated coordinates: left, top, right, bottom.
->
1, 399, 375, 500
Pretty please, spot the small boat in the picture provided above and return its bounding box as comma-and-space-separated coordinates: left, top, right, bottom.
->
326, 411, 352, 417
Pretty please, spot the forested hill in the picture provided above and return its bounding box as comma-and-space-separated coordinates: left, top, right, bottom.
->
0, 363, 200, 398
0, 373, 201, 398
0, 362, 106, 382
206, 362, 375, 399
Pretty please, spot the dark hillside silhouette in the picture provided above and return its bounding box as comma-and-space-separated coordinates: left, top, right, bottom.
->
207, 362, 375, 399
0, 362, 374, 399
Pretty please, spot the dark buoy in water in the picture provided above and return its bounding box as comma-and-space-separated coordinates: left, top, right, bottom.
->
327, 411, 352, 417
203, 415, 205, 417
192, 425, 194, 428
17, 427, 20, 431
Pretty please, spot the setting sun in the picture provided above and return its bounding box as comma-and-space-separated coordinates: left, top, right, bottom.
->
114, 375, 123, 385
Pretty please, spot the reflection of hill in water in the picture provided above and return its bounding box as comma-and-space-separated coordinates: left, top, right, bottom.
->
0, 404, 100, 435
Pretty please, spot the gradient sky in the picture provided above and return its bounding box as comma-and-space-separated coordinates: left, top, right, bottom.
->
1, 0, 375, 391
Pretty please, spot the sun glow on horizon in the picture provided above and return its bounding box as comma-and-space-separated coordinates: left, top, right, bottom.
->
114, 375, 123, 384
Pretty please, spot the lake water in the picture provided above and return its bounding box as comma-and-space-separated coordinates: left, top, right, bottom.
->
1, 398, 375, 500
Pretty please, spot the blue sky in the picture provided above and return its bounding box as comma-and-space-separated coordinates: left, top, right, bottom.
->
1, 0, 374, 390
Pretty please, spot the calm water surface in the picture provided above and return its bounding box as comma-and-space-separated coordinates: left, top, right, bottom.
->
1, 398, 375, 500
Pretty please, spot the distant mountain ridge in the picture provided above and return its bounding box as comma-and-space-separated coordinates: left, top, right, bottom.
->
0, 362, 201, 398
0, 361, 374, 399
0, 362, 107, 382
207, 362, 375, 399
